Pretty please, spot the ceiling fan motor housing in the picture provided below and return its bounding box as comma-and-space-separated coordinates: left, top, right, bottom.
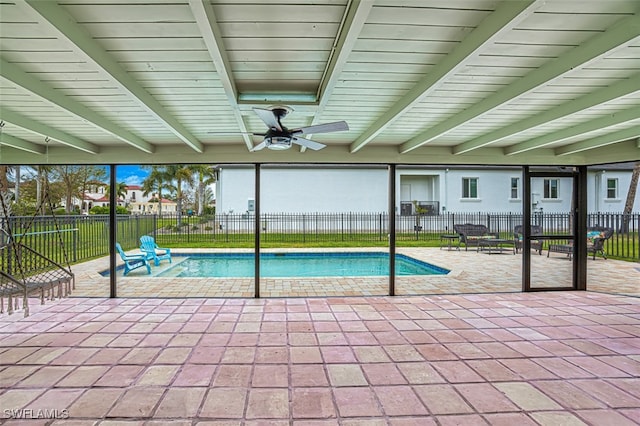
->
264, 128, 293, 150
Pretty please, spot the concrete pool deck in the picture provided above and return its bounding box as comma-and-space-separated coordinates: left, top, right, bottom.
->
69, 248, 640, 299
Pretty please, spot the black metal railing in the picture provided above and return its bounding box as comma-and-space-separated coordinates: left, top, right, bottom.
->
1, 211, 638, 265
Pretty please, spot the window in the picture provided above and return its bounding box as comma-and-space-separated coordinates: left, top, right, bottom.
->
543, 179, 559, 199
606, 178, 618, 199
462, 178, 478, 199
510, 177, 519, 199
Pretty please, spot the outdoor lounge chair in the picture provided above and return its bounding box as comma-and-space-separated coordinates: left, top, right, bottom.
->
547, 226, 613, 260
140, 235, 172, 266
514, 225, 543, 255
115, 243, 151, 275
586, 226, 614, 259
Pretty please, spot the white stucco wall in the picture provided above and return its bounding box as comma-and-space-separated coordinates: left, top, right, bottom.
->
217, 167, 388, 214
587, 170, 638, 212
216, 166, 639, 214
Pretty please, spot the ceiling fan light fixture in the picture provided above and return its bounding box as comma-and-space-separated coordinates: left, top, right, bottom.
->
266, 135, 292, 150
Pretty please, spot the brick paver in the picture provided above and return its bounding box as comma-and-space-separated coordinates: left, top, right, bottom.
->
0, 291, 639, 423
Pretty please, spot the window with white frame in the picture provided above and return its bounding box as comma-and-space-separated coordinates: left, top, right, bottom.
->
543, 179, 559, 199
510, 177, 519, 199
606, 178, 618, 199
462, 177, 478, 199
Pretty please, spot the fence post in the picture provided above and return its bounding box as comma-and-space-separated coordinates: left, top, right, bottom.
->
153, 215, 157, 240
72, 216, 78, 262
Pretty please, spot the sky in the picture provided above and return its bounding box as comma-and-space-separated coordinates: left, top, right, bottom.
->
116, 165, 149, 186
101, 165, 149, 186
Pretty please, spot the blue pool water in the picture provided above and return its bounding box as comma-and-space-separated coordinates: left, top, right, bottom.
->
156, 252, 449, 278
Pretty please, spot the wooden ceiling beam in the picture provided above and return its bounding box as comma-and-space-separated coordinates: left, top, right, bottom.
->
0, 108, 99, 154
0, 58, 154, 153
402, 13, 640, 154
555, 126, 640, 156
453, 74, 640, 155
506, 106, 640, 155
189, 0, 253, 151
22, 0, 203, 153
350, 0, 541, 153
0, 133, 45, 155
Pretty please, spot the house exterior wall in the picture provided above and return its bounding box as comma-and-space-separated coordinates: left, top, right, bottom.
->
217, 167, 388, 214
587, 170, 637, 212
216, 166, 640, 214
124, 186, 144, 206
129, 201, 177, 214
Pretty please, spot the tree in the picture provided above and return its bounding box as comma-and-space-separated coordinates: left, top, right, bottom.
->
51, 166, 93, 213
106, 182, 128, 204
141, 166, 169, 217
78, 167, 107, 213
0, 166, 11, 221
165, 165, 192, 226
188, 165, 216, 215
621, 161, 640, 233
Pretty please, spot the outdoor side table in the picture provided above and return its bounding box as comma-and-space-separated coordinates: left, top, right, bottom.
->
440, 234, 460, 251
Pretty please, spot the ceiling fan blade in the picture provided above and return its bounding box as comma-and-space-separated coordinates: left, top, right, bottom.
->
292, 136, 326, 151
207, 131, 263, 135
253, 108, 282, 131
251, 140, 268, 151
293, 121, 348, 135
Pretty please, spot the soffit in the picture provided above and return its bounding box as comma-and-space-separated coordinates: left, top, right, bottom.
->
0, 0, 639, 165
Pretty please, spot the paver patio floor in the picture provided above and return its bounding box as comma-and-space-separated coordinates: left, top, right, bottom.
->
1, 291, 639, 424
70, 248, 640, 298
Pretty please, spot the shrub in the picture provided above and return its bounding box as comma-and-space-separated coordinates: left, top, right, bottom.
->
90, 206, 129, 215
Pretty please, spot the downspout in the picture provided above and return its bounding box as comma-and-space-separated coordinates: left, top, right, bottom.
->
444, 168, 449, 214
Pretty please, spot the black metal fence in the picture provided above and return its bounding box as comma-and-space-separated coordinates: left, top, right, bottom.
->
1, 212, 638, 267
0, 215, 156, 269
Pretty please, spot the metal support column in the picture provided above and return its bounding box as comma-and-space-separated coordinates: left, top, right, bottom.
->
522, 166, 531, 292
388, 164, 396, 296
109, 164, 117, 298
254, 164, 261, 298
575, 166, 588, 290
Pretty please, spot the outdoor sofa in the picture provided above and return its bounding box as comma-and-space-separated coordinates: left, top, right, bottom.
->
453, 223, 500, 251
547, 226, 614, 260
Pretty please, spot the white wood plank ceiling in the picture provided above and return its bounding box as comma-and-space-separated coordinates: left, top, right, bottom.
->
0, 0, 639, 166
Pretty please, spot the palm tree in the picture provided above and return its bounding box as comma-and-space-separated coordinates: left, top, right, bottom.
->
106, 182, 128, 207
142, 166, 169, 217
188, 165, 216, 215
165, 165, 193, 226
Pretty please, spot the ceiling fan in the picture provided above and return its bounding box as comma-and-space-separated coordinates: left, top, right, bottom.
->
250, 106, 348, 151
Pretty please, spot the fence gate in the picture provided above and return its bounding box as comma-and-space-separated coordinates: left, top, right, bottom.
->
523, 166, 587, 291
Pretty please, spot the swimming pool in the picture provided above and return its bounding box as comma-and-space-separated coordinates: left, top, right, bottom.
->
155, 252, 449, 278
